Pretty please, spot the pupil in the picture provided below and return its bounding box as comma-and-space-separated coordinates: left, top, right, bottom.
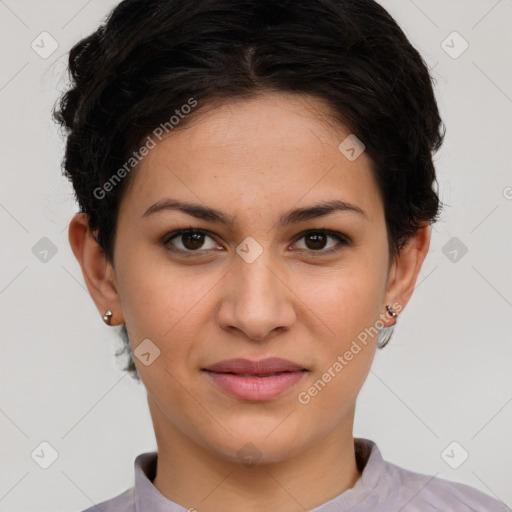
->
306, 233, 326, 250
184, 232, 204, 250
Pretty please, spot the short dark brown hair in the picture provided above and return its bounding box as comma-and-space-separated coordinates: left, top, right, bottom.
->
54, 0, 445, 381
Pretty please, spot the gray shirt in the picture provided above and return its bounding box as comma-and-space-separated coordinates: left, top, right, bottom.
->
81, 438, 508, 511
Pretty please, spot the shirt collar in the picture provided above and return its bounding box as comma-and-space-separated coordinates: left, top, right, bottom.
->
133, 437, 383, 511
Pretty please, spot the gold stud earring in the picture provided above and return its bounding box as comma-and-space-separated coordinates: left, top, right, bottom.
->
102, 310, 113, 325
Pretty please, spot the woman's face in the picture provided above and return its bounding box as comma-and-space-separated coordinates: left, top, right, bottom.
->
109, 92, 403, 463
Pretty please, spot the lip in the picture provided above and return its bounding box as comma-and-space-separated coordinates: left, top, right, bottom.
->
203, 357, 307, 374
202, 357, 308, 401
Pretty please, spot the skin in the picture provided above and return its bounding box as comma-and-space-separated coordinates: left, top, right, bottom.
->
69, 92, 430, 512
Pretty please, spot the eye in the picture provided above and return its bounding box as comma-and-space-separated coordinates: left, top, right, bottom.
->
162, 228, 351, 256
163, 228, 220, 253
292, 230, 350, 255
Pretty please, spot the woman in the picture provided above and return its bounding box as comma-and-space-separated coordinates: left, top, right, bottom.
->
55, 0, 507, 510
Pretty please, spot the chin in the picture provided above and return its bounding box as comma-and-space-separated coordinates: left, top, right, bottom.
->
200, 424, 314, 467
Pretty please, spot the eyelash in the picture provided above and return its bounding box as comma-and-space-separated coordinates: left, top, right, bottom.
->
161, 227, 352, 257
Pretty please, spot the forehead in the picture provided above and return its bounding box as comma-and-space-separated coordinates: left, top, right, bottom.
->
120, 93, 382, 225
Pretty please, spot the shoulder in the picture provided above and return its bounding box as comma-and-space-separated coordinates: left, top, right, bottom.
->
80, 487, 134, 512
382, 459, 508, 511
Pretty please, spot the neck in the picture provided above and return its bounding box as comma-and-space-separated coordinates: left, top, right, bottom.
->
150, 400, 362, 512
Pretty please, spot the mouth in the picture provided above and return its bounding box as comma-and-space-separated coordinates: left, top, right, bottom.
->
202, 357, 308, 374
201, 358, 309, 401
203, 370, 307, 377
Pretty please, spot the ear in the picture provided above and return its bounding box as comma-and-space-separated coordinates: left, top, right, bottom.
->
68, 213, 124, 325
382, 223, 431, 323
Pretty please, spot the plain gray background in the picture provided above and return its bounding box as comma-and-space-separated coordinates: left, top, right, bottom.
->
0, 1, 511, 511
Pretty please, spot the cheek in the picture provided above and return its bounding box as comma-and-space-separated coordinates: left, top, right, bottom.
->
297, 283, 378, 418
115, 250, 212, 336
295, 259, 384, 401
114, 255, 223, 383
300, 260, 385, 339
309, 349, 375, 426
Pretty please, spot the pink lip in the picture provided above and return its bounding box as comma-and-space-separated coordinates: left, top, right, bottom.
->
203, 357, 306, 374
202, 357, 308, 401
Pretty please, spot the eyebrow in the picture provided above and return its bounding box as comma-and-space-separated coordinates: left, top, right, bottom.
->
142, 198, 368, 225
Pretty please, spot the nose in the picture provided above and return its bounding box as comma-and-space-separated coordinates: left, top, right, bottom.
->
215, 253, 297, 342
